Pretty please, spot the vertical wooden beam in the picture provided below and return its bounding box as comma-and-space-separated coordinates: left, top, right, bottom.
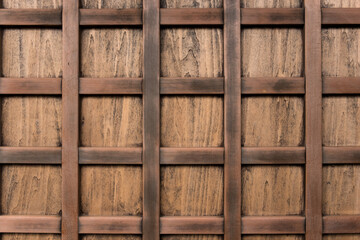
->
224, 0, 241, 240
304, 0, 322, 239
143, 0, 160, 239
62, 0, 79, 239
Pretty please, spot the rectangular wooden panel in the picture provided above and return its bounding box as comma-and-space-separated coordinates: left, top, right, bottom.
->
242, 147, 305, 164
160, 78, 224, 94
79, 216, 142, 234
241, 216, 305, 234
80, 0, 142, 8
81, 236, 141, 240
1, 234, 61, 240
161, 0, 222, 8
2, 0, 62, 8
242, 77, 305, 94
160, 148, 224, 165
162, 236, 223, 240
323, 216, 360, 234
160, 217, 224, 234
242, 236, 304, 240
321, 0, 360, 7
323, 77, 360, 94
323, 235, 360, 240
0, 147, 61, 164
0, 9, 61, 26
79, 147, 142, 164
0, 78, 61, 95
241, 8, 304, 25
80, 9, 142, 25
322, 8, 360, 25
241, 0, 302, 8
0, 216, 61, 233
80, 78, 142, 94
323, 147, 360, 164
160, 9, 223, 25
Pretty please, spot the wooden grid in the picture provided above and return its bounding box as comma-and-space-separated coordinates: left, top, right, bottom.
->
0, 0, 359, 239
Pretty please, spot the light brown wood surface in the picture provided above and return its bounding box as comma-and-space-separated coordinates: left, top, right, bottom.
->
1, 234, 61, 240
2, 0, 62, 8
161, 0, 222, 8
323, 235, 360, 240
242, 236, 304, 240
81, 0, 142, 9
322, 0, 360, 7
241, 0, 301, 8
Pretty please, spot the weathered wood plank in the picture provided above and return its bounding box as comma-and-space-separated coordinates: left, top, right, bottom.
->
323, 216, 360, 234
160, 77, 224, 94
79, 78, 142, 94
160, 216, 224, 234
323, 147, 360, 164
160, 8, 223, 25
0, 216, 61, 233
79, 216, 142, 234
242, 147, 305, 164
242, 77, 305, 94
160, 147, 224, 164
0, 78, 61, 95
323, 77, 360, 94
241, 216, 305, 234
79, 147, 142, 164
322, 8, 360, 25
241, 8, 304, 25
80, 9, 142, 25
0, 9, 61, 26
0, 147, 61, 164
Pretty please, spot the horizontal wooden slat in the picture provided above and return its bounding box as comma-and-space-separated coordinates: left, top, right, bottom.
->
160, 216, 224, 234
242, 77, 305, 94
322, 8, 360, 25
242, 147, 305, 164
323, 216, 360, 234
160, 78, 224, 94
241, 8, 304, 25
80, 9, 142, 25
0, 147, 61, 164
0, 78, 61, 94
0, 9, 61, 26
323, 147, 360, 164
160, 148, 224, 164
79, 147, 142, 164
0, 215, 61, 233
79, 216, 142, 234
79, 78, 142, 94
160, 8, 223, 25
241, 216, 305, 234
323, 77, 360, 94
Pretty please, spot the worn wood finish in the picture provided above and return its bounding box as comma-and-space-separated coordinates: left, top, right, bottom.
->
0, 9, 61, 26
322, 0, 360, 8
323, 216, 360, 234
2, 0, 62, 8
81, 236, 141, 240
160, 216, 224, 234
323, 147, 360, 164
0, 216, 61, 233
80, 9, 142, 26
305, 0, 323, 239
241, 8, 304, 25
323, 77, 360, 94
323, 235, 360, 240
242, 166, 304, 216
161, 0, 222, 8
79, 147, 142, 164
160, 78, 224, 94
242, 77, 305, 94
1, 234, 61, 240
241, 216, 305, 234
80, 78, 142, 94
160, 148, 224, 165
160, 9, 223, 25
322, 8, 360, 25
242, 147, 305, 164
242, 236, 304, 240
241, 0, 301, 8
81, 0, 142, 9
0, 147, 61, 164
0, 78, 61, 95
80, 165, 142, 216
62, 1, 79, 240
79, 216, 142, 234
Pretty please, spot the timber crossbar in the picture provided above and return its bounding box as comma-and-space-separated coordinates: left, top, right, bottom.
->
1, 2, 360, 240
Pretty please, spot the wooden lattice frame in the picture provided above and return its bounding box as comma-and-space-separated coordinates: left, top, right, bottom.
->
0, 1, 359, 239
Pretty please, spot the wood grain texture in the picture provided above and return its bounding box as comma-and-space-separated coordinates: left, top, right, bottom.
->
80, 166, 142, 216
81, 0, 142, 9
160, 9, 223, 25
242, 28, 303, 78
241, 216, 305, 234
241, 9, 304, 25
80, 96, 142, 147
242, 147, 305, 164
242, 77, 305, 94
1, 97, 61, 147
323, 97, 360, 146
2, 0, 62, 8
161, 0, 222, 8
0, 78, 62, 95
323, 165, 360, 215
323, 147, 360, 164
242, 96, 304, 147
160, 216, 224, 234
323, 77, 360, 94
241, 0, 301, 8
80, 9, 142, 26
160, 148, 224, 165
242, 236, 304, 240
323, 215, 360, 234
2, 29, 62, 78
162, 236, 222, 240
0, 215, 61, 233
322, 0, 360, 7
0, 147, 61, 164
0, 9, 62, 26
81, 28, 142, 78
81, 236, 141, 240
322, 9, 360, 25
161, 166, 223, 216
1, 165, 61, 215
242, 166, 304, 216
79, 147, 142, 164
79, 216, 142, 234
323, 235, 360, 240
1, 235, 61, 240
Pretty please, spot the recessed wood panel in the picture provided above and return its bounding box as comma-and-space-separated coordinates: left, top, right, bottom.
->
242, 236, 304, 240
242, 29, 303, 78
81, 0, 142, 9
322, 0, 360, 8
160, 0, 222, 8
1, 0, 62, 8
161, 166, 223, 216
80, 166, 142, 216
242, 96, 304, 147
242, 166, 304, 216
161, 236, 223, 240
1, 165, 61, 215
323, 165, 360, 215
80, 96, 142, 147
323, 235, 360, 240
81, 28, 142, 78
1, 234, 61, 240
241, 0, 302, 8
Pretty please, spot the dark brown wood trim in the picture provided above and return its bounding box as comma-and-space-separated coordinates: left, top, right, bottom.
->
79, 78, 142, 94
242, 147, 306, 164
0, 147, 61, 164
242, 77, 305, 94
241, 8, 304, 25
0, 78, 61, 95
160, 77, 224, 94
224, 0, 241, 239
143, 0, 160, 239
323, 77, 360, 94
79, 147, 142, 164
241, 216, 305, 234
0, 216, 61, 233
62, 0, 79, 239
323, 216, 360, 234
323, 147, 360, 164
79, 216, 142, 234
160, 216, 224, 234
305, 0, 323, 239
160, 147, 224, 165
160, 8, 223, 25
0, 9, 61, 26
80, 9, 142, 26
322, 8, 360, 25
